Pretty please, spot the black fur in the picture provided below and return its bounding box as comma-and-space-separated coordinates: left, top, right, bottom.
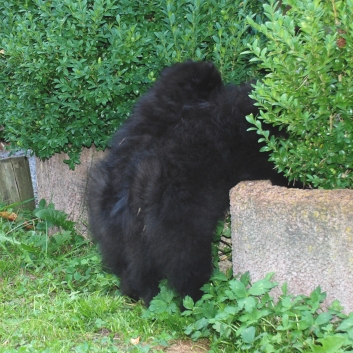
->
87, 61, 289, 305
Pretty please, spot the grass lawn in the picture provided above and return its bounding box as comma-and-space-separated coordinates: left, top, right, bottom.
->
0, 206, 211, 353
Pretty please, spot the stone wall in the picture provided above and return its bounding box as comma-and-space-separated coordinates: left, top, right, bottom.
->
230, 180, 353, 314
36, 146, 106, 235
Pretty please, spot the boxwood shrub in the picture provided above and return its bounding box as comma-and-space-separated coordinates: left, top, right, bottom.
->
244, 0, 353, 189
0, 0, 265, 168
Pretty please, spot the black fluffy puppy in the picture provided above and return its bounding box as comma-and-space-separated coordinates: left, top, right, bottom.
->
87, 61, 288, 305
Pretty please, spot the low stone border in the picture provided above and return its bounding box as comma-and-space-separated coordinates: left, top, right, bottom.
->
230, 180, 353, 313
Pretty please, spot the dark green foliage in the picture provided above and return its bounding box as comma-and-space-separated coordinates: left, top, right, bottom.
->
0, 0, 265, 168
1, 199, 119, 293
147, 271, 353, 352
212, 216, 232, 269
243, 0, 353, 189
34, 199, 77, 234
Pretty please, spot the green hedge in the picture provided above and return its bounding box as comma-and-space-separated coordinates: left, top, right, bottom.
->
244, 0, 353, 189
0, 0, 265, 168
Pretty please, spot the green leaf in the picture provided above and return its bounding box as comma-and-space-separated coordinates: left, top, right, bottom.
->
249, 279, 276, 296
281, 282, 288, 296
279, 314, 290, 330
194, 317, 208, 331
297, 311, 314, 331
310, 335, 346, 353
160, 287, 174, 301
314, 312, 332, 326
337, 314, 353, 332
239, 272, 251, 286
229, 280, 247, 299
246, 296, 258, 312
240, 326, 256, 344
245, 114, 256, 124
148, 299, 167, 314
183, 296, 194, 310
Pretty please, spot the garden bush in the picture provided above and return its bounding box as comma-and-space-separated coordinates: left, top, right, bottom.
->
0, 0, 265, 168
244, 0, 353, 189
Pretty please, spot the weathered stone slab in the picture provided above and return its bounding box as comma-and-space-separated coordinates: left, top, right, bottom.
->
36, 146, 106, 235
230, 180, 353, 313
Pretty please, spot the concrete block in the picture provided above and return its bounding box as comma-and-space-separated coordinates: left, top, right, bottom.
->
230, 180, 353, 313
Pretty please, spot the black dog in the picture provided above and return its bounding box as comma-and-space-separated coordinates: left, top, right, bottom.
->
87, 61, 289, 305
